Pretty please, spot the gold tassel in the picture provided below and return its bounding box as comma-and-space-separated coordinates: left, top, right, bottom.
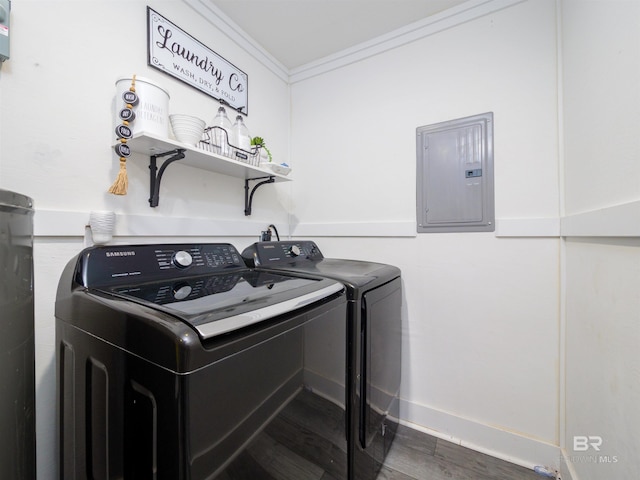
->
108, 157, 128, 195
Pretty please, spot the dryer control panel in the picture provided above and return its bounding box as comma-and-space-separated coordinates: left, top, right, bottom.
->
76, 243, 244, 287
241, 241, 324, 267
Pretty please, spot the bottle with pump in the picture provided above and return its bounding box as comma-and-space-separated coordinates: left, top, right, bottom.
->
231, 115, 252, 163
211, 106, 232, 157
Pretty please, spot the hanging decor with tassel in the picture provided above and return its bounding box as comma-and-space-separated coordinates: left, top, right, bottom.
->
108, 75, 138, 195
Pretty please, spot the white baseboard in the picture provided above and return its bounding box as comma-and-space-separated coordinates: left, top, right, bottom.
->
399, 398, 561, 473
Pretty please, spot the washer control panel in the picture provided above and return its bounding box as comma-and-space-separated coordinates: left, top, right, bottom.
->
112, 271, 243, 304
78, 243, 244, 287
241, 241, 324, 267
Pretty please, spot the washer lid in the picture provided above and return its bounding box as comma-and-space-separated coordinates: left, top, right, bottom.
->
241, 241, 401, 293
103, 270, 343, 339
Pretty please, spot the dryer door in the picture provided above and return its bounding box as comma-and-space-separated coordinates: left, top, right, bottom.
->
359, 278, 402, 455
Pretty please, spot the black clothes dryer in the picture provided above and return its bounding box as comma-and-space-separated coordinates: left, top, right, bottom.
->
242, 240, 402, 480
55, 243, 349, 479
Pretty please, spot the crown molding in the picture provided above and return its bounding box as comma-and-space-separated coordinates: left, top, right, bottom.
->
183, 0, 290, 83
288, 0, 527, 83
185, 0, 526, 85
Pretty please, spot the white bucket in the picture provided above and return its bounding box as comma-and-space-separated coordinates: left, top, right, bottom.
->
115, 76, 170, 138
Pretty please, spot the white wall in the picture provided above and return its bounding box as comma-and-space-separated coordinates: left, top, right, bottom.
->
291, 0, 560, 224
0, 1, 291, 477
561, 0, 640, 215
0, 0, 291, 221
4, 0, 639, 479
563, 238, 640, 480
560, 2, 640, 479
291, 0, 561, 469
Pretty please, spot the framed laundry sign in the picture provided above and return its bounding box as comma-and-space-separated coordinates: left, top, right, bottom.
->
147, 7, 249, 114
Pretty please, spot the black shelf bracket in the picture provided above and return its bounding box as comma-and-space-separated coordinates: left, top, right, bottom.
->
244, 176, 275, 216
148, 149, 186, 207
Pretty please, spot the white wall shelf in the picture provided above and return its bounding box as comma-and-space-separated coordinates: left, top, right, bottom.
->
123, 132, 291, 214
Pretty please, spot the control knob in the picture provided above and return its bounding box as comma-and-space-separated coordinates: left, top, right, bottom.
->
173, 250, 193, 268
288, 245, 301, 257
173, 282, 192, 300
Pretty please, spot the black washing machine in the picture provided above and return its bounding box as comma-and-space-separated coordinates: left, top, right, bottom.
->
242, 241, 402, 480
55, 243, 350, 479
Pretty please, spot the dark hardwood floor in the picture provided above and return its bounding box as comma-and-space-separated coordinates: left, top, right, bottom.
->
378, 423, 543, 480
216, 387, 543, 479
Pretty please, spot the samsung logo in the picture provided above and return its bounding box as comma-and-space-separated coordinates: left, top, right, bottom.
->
106, 251, 136, 257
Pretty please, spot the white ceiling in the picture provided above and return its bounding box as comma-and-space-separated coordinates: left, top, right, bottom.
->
207, 0, 470, 70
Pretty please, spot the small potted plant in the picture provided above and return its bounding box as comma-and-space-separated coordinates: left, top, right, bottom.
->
251, 136, 272, 163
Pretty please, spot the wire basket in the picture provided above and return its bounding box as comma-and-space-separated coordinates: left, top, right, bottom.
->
199, 126, 260, 166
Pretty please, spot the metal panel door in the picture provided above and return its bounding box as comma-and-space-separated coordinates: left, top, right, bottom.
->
417, 112, 494, 233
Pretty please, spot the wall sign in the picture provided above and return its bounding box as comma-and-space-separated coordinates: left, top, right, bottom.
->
147, 7, 249, 114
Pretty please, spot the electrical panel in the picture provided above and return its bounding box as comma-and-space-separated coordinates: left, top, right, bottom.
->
416, 112, 494, 233
0, 0, 9, 62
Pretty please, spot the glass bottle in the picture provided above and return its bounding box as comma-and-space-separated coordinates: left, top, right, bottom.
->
231, 115, 252, 162
211, 106, 232, 156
